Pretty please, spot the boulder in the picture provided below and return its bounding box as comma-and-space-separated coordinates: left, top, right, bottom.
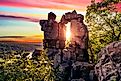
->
95, 41, 121, 81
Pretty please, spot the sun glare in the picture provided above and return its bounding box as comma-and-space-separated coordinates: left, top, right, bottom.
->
65, 22, 71, 45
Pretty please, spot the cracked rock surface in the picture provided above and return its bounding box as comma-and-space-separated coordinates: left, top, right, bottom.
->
95, 41, 121, 81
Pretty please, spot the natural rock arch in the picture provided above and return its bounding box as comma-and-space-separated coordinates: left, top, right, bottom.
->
39, 10, 89, 62
59, 10, 88, 49
39, 10, 92, 81
59, 10, 89, 62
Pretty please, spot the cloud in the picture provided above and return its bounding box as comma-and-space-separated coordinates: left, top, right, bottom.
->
0, 36, 25, 38
0, 0, 95, 11
0, 15, 39, 22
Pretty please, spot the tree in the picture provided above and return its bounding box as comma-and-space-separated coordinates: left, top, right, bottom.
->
85, 0, 121, 62
0, 50, 55, 81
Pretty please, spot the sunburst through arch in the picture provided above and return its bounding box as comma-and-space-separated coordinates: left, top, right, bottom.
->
65, 22, 71, 46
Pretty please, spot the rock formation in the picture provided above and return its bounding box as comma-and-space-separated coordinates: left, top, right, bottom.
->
39, 12, 60, 60
39, 10, 121, 81
39, 10, 92, 81
39, 12, 59, 49
60, 10, 89, 62
95, 41, 121, 81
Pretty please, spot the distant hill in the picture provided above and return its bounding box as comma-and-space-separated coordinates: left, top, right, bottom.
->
0, 36, 43, 43
0, 41, 43, 53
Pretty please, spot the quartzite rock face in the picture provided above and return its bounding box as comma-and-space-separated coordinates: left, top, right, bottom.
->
95, 41, 121, 81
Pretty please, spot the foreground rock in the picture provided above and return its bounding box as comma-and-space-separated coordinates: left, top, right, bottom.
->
95, 41, 121, 81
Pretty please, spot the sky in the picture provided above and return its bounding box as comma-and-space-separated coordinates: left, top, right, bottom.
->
0, 0, 120, 42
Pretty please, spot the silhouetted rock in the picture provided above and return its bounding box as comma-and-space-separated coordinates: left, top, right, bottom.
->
71, 61, 94, 81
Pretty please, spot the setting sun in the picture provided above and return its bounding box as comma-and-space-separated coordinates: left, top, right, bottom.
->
65, 22, 71, 45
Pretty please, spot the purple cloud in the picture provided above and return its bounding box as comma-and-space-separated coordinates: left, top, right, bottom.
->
0, 15, 39, 22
